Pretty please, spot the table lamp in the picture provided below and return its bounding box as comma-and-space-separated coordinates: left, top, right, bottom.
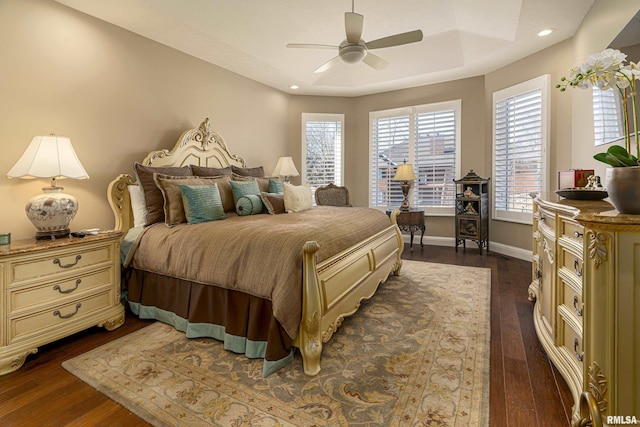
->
272, 156, 300, 183
392, 160, 417, 211
7, 134, 89, 239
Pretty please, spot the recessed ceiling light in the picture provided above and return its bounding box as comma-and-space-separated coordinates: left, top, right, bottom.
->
290, 85, 299, 90
538, 28, 554, 37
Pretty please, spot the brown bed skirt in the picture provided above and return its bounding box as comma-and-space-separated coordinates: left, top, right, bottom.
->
124, 268, 294, 367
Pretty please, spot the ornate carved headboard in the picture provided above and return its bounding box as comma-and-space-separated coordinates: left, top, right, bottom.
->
107, 118, 247, 232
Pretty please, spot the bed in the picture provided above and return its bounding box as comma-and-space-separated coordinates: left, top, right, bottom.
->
107, 118, 404, 376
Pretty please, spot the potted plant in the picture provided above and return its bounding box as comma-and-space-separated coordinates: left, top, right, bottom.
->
557, 48, 640, 213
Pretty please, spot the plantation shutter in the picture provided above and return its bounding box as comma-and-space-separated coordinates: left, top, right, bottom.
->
494, 89, 543, 217
593, 87, 624, 145
414, 107, 457, 208
370, 113, 410, 207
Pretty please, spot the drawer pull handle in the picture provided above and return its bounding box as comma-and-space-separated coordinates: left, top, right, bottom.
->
53, 303, 81, 319
53, 279, 81, 294
574, 338, 584, 362
573, 295, 583, 317
574, 258, 583, 277
53, 255, 82, 269
574, 231, 584, 238
540, 216, 545, 222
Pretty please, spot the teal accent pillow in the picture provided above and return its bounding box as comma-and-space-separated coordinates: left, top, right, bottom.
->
236, 195, 264, 216
269, 178, 284, 194
179, 184, 227, 224
230, 179, 261, 203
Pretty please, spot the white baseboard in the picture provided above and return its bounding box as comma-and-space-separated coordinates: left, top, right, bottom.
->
400, 234, 532, 261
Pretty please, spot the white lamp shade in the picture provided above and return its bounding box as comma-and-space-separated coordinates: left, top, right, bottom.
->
7, 135, 89, 180
393, 163, 417, 181
272, 156, 300, 178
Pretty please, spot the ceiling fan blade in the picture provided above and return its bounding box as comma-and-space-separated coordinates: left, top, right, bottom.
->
313, 56, 342, 74
366, 29, 423, 50
362, 53, 389, 70
345, 12, 364, 44
286, 43, 338, 50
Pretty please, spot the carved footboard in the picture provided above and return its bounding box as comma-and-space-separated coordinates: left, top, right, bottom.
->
295, 211, 403, 375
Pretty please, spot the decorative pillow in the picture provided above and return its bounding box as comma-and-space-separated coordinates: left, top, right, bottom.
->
179, 183, 226, 224
134, 163, 191, 225
231, 165, 265, 177
283, 183, 313, 213
260, 192, 286, 215
232, 173, 270, 193
229, 179, 261, 203
269, 178, 284, 194
154, 174, 231, 227
190, 165, 233, 177
127, 185, 147, 228
236, 195, 264, 216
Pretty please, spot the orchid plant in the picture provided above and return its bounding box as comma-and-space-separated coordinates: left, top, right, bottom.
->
557, 48, 640, 167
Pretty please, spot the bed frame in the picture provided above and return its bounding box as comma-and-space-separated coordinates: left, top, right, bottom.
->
107, 117, 404, 375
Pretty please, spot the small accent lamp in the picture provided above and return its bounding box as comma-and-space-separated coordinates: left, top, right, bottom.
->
7, 135, 89, 240
272, 156, 300, 183
392, 160, 417, 211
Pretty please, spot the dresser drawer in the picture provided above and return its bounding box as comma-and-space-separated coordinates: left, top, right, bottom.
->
560, 318, 584, 369
538, 207, 556, 236
8, 267, 113, 314
559, 276, 583, 320
558, 246, 583, 282
561, 219, 584, 243
9, 244, 113, 285
8, 290, 114, 343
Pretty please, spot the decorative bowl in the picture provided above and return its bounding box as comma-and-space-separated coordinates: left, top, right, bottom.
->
556, 187, 608, 200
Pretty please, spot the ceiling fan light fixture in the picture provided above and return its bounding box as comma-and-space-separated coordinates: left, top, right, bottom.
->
339, 44, 366, 63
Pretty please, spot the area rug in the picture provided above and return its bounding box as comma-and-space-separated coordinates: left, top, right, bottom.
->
63, 260, 491, 426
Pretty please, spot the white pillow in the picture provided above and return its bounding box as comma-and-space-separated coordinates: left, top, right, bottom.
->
128, 185, 147, 228
283, 183, 313, 213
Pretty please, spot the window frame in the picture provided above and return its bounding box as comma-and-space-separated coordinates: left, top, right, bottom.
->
368, 100, 461, 216
491, 74, 550, 225
301, 113, 345, 197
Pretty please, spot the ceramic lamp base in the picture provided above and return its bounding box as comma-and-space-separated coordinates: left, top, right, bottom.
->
26, 186, 78, 240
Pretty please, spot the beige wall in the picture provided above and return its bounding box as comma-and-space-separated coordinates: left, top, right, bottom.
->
0, 0, 290, 240
3, 0, 638, 252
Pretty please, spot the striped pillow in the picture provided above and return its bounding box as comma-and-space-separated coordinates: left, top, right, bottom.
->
230, 179, 261, 203
236, 195, 264, 216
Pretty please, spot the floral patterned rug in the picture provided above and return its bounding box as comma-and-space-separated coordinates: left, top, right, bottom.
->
63, 260, 490, 426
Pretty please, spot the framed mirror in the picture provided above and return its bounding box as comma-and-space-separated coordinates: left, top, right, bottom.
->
593, 11, 640, 146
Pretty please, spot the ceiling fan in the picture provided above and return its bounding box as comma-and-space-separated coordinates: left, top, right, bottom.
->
286, 1, 423, 73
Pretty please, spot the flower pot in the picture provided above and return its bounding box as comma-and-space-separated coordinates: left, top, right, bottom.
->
605, 166, 640, 214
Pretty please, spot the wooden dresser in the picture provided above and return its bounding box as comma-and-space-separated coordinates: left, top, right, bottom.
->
0, 231, 124, 375
529, 193, 640, 426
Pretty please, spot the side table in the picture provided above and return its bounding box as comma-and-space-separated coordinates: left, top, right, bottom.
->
386, 208, 425, 252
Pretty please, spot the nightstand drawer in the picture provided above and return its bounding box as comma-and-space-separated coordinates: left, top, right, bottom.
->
8, 290, 114, 343
538, 207, 556, 236
8, 267, 113, 314
9, 244, 113, 285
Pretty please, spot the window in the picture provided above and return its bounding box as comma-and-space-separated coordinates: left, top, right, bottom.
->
492, 75, 549, 224
369, 100, 461, 215
593, 87, 624, 146
302, 113, 344, 199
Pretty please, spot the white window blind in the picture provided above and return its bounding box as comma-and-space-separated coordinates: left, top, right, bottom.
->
492, 75, 549, 224
370, 100, 461, 215
593, 87, 624, 146
302, 113, 344, 198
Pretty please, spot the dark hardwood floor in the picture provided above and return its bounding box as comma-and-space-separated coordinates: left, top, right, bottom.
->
0, 244, 572, 426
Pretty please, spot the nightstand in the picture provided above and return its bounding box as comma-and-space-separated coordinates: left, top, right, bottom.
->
386, 208, 425, 252
0, 231, 125, 375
